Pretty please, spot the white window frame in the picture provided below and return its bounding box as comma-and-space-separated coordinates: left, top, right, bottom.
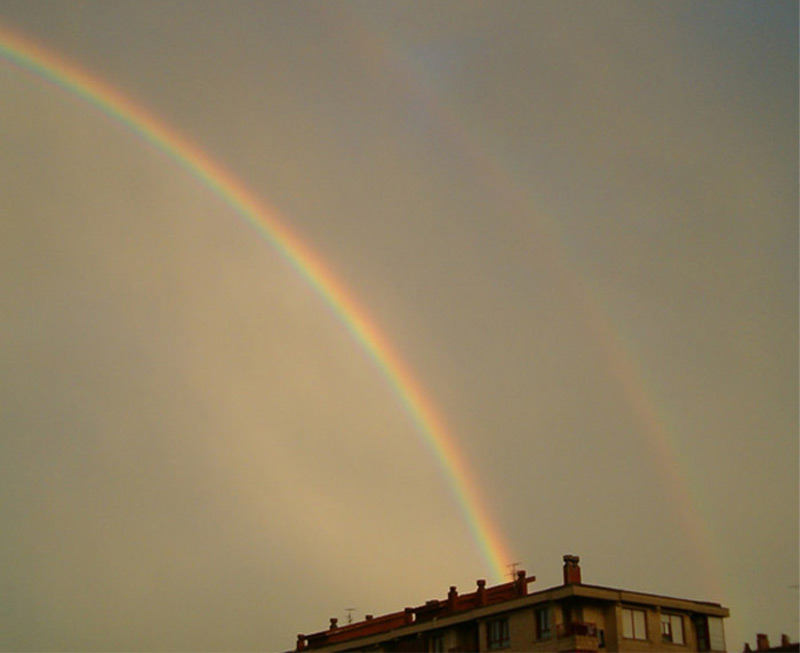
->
661, 613, 685, 645
621, 607, 647, 640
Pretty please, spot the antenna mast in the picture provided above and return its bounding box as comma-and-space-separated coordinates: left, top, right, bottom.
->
506, 561, 522, 580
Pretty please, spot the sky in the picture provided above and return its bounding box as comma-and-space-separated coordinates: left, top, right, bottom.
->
0, 1, 797, 651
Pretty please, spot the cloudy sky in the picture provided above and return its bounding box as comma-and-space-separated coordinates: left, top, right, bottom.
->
0, 2, 797, 651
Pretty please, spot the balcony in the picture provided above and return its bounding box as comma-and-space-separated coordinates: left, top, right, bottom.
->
557, 622, 597, 638
555, 622, 599, 652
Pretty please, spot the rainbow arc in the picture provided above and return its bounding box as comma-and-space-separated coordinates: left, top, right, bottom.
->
0, 23, 514, 583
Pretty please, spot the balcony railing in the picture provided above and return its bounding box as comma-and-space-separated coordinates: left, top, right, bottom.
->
556, 621, 598, 638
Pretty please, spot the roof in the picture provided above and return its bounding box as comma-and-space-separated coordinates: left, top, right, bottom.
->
294, 571, 729, 652
297, 571, 532, 651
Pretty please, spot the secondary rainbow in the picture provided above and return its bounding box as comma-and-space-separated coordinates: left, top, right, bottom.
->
343, 7, 728, 602
0, 24, 514, 583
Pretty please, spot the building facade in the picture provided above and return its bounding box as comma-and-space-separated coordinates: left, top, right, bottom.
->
293, 555, 729, 653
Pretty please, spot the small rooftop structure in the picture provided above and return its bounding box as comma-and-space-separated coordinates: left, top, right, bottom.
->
743, 633, 800, 652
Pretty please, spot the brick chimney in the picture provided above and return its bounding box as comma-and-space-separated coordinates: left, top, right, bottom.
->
781, 634, 792, 647
563, 554, 581, 584
476, 579, 487, 605
756, 633, 770, 651
447, 585, 458, 611
329, 617, 338, 630
515, 570, 528, 596
296, 634, 306, 652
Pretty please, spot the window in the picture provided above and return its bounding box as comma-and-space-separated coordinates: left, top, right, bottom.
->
621, 608, 647, 640
695, 616, 708, 651
487, 618, 510, 649
430, 633, 445, 653
694, 615, 726, 652
535, 607, 551, 640
661, 614, 685, 644
708, 617, 725, 651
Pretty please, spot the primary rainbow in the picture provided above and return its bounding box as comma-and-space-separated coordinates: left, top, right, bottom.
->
0, 24, 514, 583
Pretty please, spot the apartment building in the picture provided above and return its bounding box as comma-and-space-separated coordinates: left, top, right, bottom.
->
292, 555, 729, 653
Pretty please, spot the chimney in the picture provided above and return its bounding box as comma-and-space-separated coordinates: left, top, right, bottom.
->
781, 635, 791, 647
296, 634, 306, 652
447, 585, 458, 611
563, 554, 581, 584
756, 633, 770, 651
515, 570, 528, 596
476, 579, 487, 605
404, 607, 414, 625
329, 617, 338, 630
365, 615, 373, 621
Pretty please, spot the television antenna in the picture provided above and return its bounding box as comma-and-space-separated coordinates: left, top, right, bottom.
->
506, 561, 522, 580
345, 607, 356, 625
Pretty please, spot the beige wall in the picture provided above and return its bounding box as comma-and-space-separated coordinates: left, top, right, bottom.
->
508, 606, 535, 650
